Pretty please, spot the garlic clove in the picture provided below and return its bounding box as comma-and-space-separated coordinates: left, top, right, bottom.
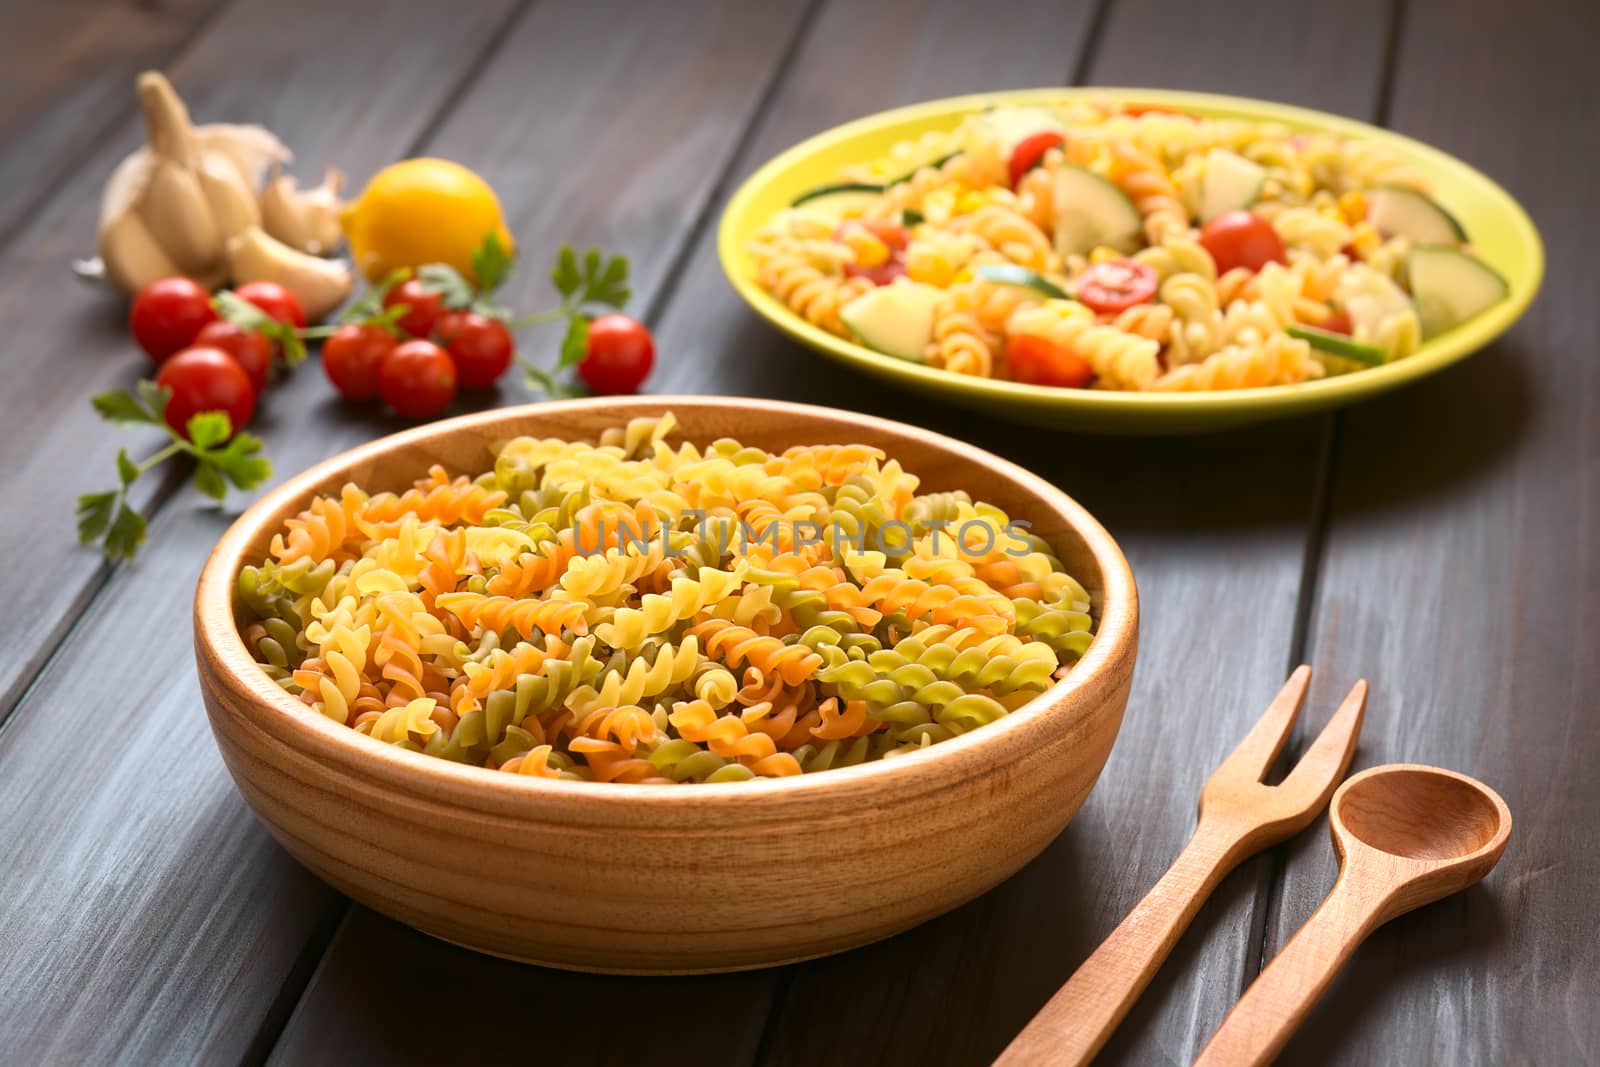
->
101, 212, 226, 294
196, 123, 290, 190
198, 152, 261, 240
226, 225, 353, 322
135, 163, 220, 274
261, 166, 345, 255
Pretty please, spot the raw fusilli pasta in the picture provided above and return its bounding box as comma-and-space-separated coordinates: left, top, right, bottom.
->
237, 415, 1095, 783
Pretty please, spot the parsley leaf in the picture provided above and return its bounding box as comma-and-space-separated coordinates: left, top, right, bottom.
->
207, 432, 273, 490
559, 314, 590, 368
551, 244, 581, 300
104, 502, 147, 562
76, 490, 118, 543
186, 411, 232, 451
472, 231, 515, 293
339, 268, 408, 325
116, 448, 140, 486
93, 389, 158, 427
417, 263, 475, 310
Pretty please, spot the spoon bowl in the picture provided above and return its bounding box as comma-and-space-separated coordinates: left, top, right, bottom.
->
1335, 765, 1509, 865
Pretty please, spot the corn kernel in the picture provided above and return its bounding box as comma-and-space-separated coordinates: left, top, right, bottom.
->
842, 228, 891, 268
907, 250, 957, 287
955, 190, 988, 215
1338, 190, 1367, 225
1088, 245, 1121, 264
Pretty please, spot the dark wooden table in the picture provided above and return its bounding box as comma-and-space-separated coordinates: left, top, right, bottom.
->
1, 0, 1592, 1063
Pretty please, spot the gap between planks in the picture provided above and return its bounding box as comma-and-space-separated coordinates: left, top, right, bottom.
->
1237, 0, 1412, 995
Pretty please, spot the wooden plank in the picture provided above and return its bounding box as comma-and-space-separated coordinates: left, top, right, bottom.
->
1264, 0, 1600, 1062
0, 0, 811, 1061
649, 0, 1395, 1062
0, 0, 224, 245
0, 1, 528, 1062
0, 0, 522, 719
268, 909, 775, 1066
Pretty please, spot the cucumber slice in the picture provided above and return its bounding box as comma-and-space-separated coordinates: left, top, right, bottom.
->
839, 281, 946, 362
1407, 244, 1509, 338
1199, 149, 1265, 223
888, 152, 961, 187
1368, 186, 1467, 244
976, 264, 1069, 300
1287, 323, 1386, 367
1052, 164, 1142, 258
977, 106, 1066, 157
792, 181, 883, 208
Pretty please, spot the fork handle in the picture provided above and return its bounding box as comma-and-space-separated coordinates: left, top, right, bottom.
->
995, 820, 1250, 1067
1192, 872, 1386, 1067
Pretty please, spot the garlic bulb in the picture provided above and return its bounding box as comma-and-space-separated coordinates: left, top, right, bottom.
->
226, 226, 353, 322
97, 72, 289, 295
261, 166, 345, 255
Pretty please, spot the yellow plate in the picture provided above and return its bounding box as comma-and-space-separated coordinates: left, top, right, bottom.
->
718, 88, 1543, 434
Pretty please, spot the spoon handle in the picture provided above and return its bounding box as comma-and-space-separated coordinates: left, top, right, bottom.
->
995, 820, 1247, 1067
1193, 872, 1385, 1067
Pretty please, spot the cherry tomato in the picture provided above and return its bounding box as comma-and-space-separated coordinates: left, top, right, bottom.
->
1121, 104, 1188, 118
1006, 334, 1093, 389
579, 314, 654, 395
193, 320, 272, 394
845, 259, 908, 286
379, 339, 456, 418
383, 278, 447, 340
1074, 259, 1159, 313
322, 324, 398, 399
130, 277, 217, 363
1319, 309, 1353, 335
234, 281, 306, 329
434, 311, 513, 389
1198, 210, 1287, 274
154, 346, 255, 439
1008, 130, 1066, 186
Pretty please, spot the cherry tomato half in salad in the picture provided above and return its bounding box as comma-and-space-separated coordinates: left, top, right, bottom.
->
1074, 259, 1159, 313
322, 324, 398, 399
234, 280, 307, 329
1006, 334, 1093, 389
1008, 131, 1066, 186
383, 278, 447, 340
154, 346, 255, 439
379, 339, 456, 418
1319, 309, 1353, 335
193, 320, 272, 394
844, 259, 908, 286
579, 314, 654, 395
434, 311, 514, 389
130, 276, 217, 363
1199, 210, 1287, 274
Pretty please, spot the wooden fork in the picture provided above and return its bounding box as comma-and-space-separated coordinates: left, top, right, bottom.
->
995, 666, 1367, 1067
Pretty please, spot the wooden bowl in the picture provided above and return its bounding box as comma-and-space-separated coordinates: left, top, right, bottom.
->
194, 397, 1138, 974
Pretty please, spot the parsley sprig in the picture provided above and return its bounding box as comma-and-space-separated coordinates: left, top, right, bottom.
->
516, 243, 631, 396
77, 381, 272, 561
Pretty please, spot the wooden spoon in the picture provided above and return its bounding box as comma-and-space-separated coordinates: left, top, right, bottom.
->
1194, 764, 1512, 1066
996, 667, 1366, 1066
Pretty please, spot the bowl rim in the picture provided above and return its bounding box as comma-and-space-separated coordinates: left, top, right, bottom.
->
195, 395, 1138, 810
716, 86, 1546, 423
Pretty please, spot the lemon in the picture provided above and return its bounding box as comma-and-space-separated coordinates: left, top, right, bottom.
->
340, 158, 514, 284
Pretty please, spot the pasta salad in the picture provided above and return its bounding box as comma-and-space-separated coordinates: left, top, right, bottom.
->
747, 100, 1508, 392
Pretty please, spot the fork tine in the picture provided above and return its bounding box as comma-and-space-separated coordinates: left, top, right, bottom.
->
1212, 665, 1313, 784
1278, 680, 1368, 805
